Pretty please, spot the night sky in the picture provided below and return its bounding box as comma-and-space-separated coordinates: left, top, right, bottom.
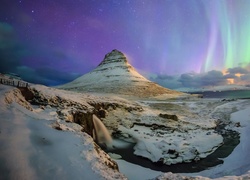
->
1, 0, 250, 89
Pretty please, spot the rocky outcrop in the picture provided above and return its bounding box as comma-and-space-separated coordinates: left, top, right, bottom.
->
4, 88, 33, 111
29, 88, 89, 110
159, 113, 178, 121
72, 110, 94, 136
17, 86, 143, 138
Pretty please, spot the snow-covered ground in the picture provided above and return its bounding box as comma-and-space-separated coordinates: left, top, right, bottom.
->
1, 83, 250, 180
119, 123, 223, 165
185, 104, 250, 179
113, 99, 250, 180
0, 85, 126, 179
111, 98, 228, 166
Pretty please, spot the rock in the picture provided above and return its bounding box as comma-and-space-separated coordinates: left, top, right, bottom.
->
56, 109, 74, 122
108, 153, 122, 159
40, 105, 45, 110
52, 122, 63, 130
4, 88, 33, 111
97, 108, 107, 118
235, 122, 241, 127
72, 110, 94, 137
159, 113, 178, 121
94, 143, 120, 171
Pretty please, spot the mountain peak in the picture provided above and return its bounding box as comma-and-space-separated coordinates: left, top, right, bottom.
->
98, 49, 127, 67
106, 49, 124, 57
60, 50, 184, 98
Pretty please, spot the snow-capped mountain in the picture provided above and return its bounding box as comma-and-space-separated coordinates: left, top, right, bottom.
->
60, 49, 183, 97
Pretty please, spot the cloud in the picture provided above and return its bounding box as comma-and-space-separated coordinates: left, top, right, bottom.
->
0, 22, 27, 73
0, 22, 82, 86
36, 67, 81, 85
179, 72, 201, 87
240, 74, 250, 81
155, 77, 182, 89
16, 66, 81, 86
147, 73, 182, 89
0, 22, 15, 49
156, 74, 174, 80
227, 67, 249, 74
200, 70, 227, 86
150, 69, 248, 90
178, 70, 227, 88
223, 73, 236, 79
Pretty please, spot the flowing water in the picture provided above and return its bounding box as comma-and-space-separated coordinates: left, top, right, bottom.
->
92, 115, 112, 147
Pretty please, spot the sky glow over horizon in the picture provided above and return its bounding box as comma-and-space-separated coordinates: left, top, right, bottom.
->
1, 0, 250, 88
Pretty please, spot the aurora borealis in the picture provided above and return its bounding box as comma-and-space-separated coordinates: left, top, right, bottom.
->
0, 0, 250, 88
201, 0, 250, 73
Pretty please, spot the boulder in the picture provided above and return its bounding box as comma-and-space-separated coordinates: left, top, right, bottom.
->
159, 113, 178, 121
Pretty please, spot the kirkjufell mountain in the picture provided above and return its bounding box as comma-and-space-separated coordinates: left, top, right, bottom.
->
60, 49, 183, 97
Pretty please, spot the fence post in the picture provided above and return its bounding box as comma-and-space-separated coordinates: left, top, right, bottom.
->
26, 83, 28, 88
0, 79, 2, 84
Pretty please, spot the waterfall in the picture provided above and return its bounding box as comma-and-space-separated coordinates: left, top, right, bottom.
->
92, 114, 112, 148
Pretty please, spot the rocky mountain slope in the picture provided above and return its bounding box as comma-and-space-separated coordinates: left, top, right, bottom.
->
60, 49, 184, 98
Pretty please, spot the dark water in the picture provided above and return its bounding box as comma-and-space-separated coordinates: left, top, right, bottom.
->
191, 90, 250, 99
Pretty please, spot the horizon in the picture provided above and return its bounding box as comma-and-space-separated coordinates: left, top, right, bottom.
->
1, 0, 250, 89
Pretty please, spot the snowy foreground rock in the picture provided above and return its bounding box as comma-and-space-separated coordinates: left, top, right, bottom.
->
1, 83, 250, 179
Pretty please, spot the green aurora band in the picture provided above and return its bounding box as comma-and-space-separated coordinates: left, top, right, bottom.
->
202, 0, 250, 72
